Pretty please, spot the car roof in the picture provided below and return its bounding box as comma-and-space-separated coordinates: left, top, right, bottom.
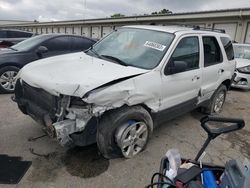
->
0, 28, 33, 34
33, 33, 96, 41
123, 25, 230, 37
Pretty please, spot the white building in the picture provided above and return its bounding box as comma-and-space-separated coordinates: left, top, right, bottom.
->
1, 8, 250, 43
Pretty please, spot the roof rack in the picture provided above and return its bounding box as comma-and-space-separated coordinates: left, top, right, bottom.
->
151, 23, 226, 34
192, 25, 226, 33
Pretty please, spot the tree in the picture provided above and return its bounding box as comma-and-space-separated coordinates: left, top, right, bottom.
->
111, 13, 125, 18
151, 9, 172, 15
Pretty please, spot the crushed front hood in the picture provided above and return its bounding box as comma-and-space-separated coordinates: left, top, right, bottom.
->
235, 58, 250, 68
19, 52, 149, 97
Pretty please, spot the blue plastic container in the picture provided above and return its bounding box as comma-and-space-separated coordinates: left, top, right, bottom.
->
203, 170, 218, 188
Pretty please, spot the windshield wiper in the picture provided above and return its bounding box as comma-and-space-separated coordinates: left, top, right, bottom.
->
101, 55, 128, 66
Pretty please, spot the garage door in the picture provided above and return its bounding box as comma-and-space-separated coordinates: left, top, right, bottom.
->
66, 27, 73, 34
74, 26, 81, 35
47, 27, 53, 33
91, 26, 100, 39
214, 23, 237, 40
36, 28, 41, 34
59, 27, 65, 33
245, 23, 250, 44
102, 26, 113, 37
52, 27, 59, 33
41, 27, 47, 34
82, 27, 90, 37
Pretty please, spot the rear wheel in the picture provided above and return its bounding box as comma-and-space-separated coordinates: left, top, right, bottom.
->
204, 85, 227, 114
96, 106, 153, 159
0, 66, 20, 94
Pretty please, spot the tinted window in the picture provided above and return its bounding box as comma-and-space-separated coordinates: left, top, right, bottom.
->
220, 37, 234, 60
71, 37, 94, 51
203, 36, 223, 67
8, 31, 33, 38
0, 31, 7, 38
43, 36, 71, 51
168, 36, 200, 71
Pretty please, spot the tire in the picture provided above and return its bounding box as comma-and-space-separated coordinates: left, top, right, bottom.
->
0, 66, 20, 94
96, 105, 153, 159
204, 85, 227, 114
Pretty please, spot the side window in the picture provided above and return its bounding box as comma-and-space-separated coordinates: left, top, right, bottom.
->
42, 37, 71, 52
168, 36, 200, 72
71, 37, 94, 51
220, 37, 234, 60
0, 31, 7, 38
7, 31, 32, 38
203, 36, 223, 67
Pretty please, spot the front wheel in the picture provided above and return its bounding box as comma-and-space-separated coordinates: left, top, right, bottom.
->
205, 85, 227, 114
96, 106, 153, 159
0, 66, 20, 94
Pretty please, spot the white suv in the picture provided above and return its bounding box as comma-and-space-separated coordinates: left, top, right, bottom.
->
14, 25, 236, 158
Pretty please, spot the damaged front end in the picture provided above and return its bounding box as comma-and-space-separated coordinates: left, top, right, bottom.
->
14, 79, 95, 146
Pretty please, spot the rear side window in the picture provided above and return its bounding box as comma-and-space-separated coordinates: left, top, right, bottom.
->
43, 36, 71, 51
220, 37, 234, 60
0, 31, 7, 38
169, 36, 200, 71
203, 36, 223, 67
71, 37, 94, 51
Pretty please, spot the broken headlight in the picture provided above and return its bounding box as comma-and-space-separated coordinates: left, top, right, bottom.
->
237, 65, 250, 74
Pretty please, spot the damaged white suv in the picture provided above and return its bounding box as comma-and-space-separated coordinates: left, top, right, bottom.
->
14, 25, 236, 159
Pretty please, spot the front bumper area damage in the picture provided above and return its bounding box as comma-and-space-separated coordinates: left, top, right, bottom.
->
14, 79, 94, 146
232, 71, 250, 89
53, 106, 93, 146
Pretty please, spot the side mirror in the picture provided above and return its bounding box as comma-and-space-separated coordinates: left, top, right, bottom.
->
166, 61, 188, 75
36, 46, 48, 56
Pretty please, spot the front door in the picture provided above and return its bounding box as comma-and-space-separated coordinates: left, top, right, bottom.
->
159, 35, 202, 119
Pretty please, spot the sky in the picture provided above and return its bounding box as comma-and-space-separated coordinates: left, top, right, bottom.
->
0, 0, 250, 22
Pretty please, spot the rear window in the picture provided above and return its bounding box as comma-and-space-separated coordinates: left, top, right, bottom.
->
220, 37, 234, 60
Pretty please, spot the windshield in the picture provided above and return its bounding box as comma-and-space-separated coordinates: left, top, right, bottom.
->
12, 35, 46, 51
92, 28, 174, 69
233, 44, 250, 60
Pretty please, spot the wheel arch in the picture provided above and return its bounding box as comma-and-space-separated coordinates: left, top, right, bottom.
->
0, 62, 22, 69
221, 79, 231, 90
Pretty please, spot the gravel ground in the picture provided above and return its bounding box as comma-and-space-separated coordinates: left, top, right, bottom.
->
0, 89, 249, 188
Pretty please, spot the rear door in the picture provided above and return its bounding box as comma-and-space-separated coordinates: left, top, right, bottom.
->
41, 36, 72, 58
200, 36, 225, 101
160, 35, 202, 115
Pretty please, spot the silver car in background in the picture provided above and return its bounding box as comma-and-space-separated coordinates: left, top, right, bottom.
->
232, 43, 250, 89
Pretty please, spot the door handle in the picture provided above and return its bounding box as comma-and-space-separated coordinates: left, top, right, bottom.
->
218, 69, 225, 74
192, 76, 200, 81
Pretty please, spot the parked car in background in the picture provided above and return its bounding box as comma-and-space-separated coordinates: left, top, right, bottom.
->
14, 25, 236, 159
232, 43, 250, 89
0, 34, 96, 93
0, 29, 34, 48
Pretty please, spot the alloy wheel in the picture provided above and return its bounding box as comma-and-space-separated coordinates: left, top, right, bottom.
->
0, 71, 18, 92
116, 121, 148, 158
213, 91, 225, 113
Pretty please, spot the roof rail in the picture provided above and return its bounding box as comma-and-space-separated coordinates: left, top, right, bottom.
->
192, 25, 226, 33
162, 23, 226, 34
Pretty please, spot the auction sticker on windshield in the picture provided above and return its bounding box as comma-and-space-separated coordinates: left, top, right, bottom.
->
144, 41, 166, 51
